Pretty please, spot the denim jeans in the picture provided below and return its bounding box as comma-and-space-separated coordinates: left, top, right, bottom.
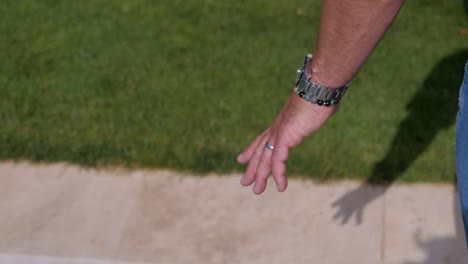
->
457, 61, 468, 246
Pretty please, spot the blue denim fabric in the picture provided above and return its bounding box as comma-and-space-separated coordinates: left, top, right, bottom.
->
457, 61, 468, 246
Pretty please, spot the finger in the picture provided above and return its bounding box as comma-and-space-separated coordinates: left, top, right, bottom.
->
253, 138, 275, 195
240, 133, 270, 187
237, 128, 270, 164
333, 209, 351, 224
271, 141, 289, 192
342, 212, 352, 225
331, 198, 342, 207
333, 210, 343, 220
356, 208, 363, 224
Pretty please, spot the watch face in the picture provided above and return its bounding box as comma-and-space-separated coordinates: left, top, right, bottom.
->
295, 68, 304, 86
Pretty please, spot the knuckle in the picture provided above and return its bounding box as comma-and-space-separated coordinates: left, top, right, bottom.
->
245, 163, 258, 176
271, 156, 282, 164
253, 145, 265, 157
271, 154, 287, 163
256, 175, 268, 184
256, 165, 270, 180
259, 154, 272, 165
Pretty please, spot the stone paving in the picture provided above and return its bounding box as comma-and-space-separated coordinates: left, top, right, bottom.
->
0, 162, 466, 264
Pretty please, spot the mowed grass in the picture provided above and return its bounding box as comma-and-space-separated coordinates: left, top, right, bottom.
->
0, 0, 467, 181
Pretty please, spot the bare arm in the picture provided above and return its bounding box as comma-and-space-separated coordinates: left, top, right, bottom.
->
311, 0, 405, 88
238, 0, 405, 195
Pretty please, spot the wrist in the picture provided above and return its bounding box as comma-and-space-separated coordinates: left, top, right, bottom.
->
290, 92, 339, 117
294, 54, 350, 107
307, 53, 354, 89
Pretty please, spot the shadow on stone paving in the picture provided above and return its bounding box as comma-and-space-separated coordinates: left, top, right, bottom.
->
329, 1, 468, 261
331, 49, 468, 225
402, 182, 468, 264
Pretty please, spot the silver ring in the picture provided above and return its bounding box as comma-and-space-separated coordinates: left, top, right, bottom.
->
265, 142, 274, 151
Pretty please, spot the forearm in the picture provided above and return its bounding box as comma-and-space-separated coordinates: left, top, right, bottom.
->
238, 0, 406, 194
310, 0, 405, 88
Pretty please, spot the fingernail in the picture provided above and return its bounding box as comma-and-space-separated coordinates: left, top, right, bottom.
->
253, 183, 257, 194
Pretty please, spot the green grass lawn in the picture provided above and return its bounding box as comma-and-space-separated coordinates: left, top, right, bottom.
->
0, 0, 467, 182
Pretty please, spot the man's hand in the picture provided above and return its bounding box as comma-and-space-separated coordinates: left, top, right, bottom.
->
237, 93, 339, 195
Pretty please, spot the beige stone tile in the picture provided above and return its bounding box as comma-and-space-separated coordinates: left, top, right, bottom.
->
116, 173, 384, 264
113, 261, 163, 264
383, 184, 468, 264
0, 162, 69, 201
10, 162, 466, 264
0, 254, 111, 264
0, 162, 81, 254
0, 163, 141, 260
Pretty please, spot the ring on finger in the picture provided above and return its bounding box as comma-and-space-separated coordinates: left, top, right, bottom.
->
265, 142, 274, 151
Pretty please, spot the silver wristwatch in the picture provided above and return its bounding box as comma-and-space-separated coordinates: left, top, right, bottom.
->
294, 54, 351, 106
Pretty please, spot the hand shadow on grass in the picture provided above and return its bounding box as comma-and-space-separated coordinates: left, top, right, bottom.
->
332, 49, 468, 225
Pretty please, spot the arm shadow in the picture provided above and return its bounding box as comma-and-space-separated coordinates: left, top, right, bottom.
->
465, 0, 468, 17
332, 49, 468, 224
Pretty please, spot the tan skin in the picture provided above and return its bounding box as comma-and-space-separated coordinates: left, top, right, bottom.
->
237, 0, 405, 195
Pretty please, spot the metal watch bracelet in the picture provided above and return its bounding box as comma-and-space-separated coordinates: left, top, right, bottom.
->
294, 54, 351, 106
